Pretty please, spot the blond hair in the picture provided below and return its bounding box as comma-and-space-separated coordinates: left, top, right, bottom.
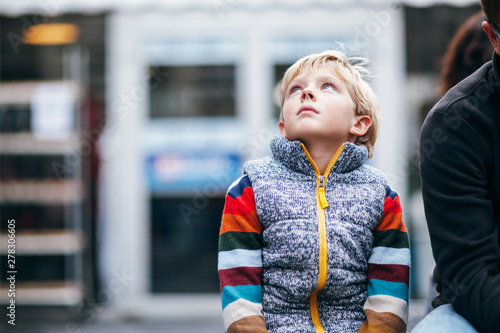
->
279, 50, 379, 159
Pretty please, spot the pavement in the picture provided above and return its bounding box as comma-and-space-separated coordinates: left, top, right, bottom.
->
1, 299, 428, 332
2, 321, 225, 333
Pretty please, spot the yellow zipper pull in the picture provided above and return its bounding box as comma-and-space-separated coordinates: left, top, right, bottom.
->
318, 175, 329, 209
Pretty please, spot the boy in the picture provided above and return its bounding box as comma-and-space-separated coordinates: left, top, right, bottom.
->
218, 50, 410, 333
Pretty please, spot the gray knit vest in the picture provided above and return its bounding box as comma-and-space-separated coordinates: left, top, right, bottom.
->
243, 136, 387, 332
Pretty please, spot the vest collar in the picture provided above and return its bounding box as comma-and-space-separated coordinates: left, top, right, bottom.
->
270, 135, 368, 175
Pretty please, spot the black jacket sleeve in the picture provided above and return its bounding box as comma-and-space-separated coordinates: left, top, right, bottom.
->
420, 105, 500, 333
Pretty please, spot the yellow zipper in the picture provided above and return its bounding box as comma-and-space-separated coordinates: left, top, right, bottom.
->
301, 143, 345, 333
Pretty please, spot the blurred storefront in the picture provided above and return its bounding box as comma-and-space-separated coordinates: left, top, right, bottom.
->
0, 0, 482, 326
0, 13, 104, 315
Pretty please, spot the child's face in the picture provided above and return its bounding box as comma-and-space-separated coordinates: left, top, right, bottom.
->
279, 67, 360, 146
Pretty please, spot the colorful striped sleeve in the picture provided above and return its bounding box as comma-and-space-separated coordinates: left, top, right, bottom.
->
218, 174, 268, 333
359, 185, 410, 333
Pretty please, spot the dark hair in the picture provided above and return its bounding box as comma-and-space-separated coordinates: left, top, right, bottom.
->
438, 11, 493, 94
481, 0, 500, 26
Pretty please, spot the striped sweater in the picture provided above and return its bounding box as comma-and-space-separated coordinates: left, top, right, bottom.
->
218, 136, 410, 333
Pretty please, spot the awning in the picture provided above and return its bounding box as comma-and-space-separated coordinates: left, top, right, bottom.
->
0, 0, 480, 16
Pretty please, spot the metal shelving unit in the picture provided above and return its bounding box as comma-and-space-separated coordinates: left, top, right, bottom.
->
0, 80, 87, 306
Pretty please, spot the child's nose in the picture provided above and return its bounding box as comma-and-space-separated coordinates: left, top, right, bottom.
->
300, 87, 316, 102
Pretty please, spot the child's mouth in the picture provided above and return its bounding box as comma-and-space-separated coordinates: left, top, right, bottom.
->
298, 105, 318, 115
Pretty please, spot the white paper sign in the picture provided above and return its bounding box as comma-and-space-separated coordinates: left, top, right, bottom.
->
31, 81, 76, 140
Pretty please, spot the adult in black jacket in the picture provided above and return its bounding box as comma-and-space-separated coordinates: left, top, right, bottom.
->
412, 1, 500, 332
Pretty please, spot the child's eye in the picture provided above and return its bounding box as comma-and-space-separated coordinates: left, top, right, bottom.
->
322, 83, 335, 91
289, 86, 302, 94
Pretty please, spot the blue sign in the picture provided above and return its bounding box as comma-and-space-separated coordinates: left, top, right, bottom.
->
146, 150, 242, 194
143, 117, 245, 195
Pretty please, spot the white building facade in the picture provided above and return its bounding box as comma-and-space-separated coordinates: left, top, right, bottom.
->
100, 1, 408, 320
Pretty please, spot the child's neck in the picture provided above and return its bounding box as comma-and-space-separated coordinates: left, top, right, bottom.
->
303, 140, 344, 174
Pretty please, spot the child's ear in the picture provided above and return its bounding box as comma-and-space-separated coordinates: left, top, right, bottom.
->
350, 115, 371, 137
279, 120, 286, 137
